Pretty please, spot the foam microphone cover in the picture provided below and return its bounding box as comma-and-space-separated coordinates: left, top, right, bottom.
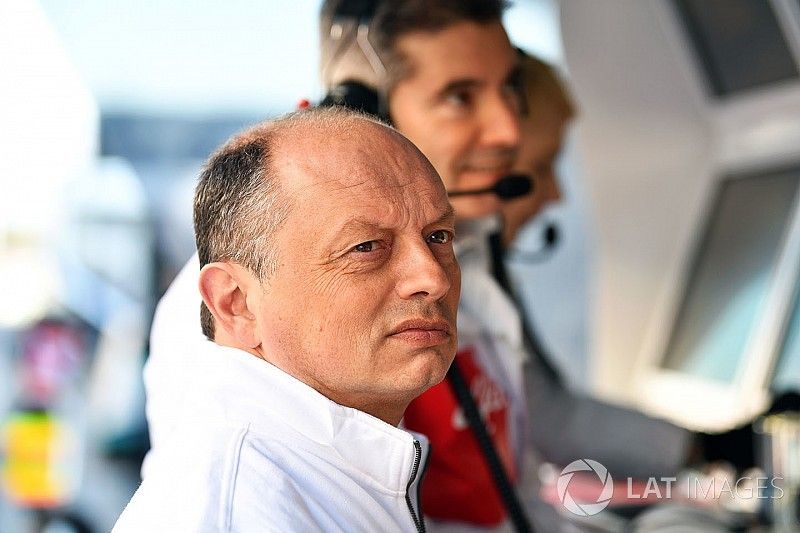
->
494, 174, 532, 199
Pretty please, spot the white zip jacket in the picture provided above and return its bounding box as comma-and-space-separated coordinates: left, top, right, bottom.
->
115, 340, 429, 532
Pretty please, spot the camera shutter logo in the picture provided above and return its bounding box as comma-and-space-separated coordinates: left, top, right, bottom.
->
557, 459, 614, 516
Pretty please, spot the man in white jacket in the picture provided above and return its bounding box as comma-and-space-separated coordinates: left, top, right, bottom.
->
115, 107, 461, 531
145, 1, 700, 530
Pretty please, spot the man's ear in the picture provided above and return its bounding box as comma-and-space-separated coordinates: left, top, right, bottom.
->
198, 262, 260, 348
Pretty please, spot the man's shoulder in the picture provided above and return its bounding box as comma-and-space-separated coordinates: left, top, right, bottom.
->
114, 421, 252, 532
116, 420, 355, 532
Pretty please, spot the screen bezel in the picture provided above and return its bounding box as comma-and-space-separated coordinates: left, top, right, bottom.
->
636, 163, 800, 431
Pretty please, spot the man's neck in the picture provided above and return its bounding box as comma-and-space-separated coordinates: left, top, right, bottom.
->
310, 384, 411, 427
243, 345, 410, 426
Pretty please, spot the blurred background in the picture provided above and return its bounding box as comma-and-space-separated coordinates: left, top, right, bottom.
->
0, 1, 570, 530
2, 0, 800, 531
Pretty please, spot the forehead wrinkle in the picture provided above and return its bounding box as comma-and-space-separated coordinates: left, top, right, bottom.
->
273, 119, 445, 231
274, 148, 375, 201
282, 144, 418, 195
313, 176, 448, 251
306, 176, 373, 195
324, 202, 406, 245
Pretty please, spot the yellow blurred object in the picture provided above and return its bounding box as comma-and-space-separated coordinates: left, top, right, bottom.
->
1, 411, 72, 508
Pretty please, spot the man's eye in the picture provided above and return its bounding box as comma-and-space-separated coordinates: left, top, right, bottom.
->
352, 241, 379, 253
445, 91, 472, 108
427, 230, 454, 245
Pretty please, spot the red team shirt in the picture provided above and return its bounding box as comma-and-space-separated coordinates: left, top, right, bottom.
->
403, 347, 516, 526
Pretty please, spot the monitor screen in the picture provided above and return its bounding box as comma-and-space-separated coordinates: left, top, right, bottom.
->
661, 167, 800, 382
674, 0, 799, 96
773, 286, 800, 392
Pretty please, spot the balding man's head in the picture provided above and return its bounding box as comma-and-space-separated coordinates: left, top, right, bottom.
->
194, 107, 460, 424
194, 108, 410, 339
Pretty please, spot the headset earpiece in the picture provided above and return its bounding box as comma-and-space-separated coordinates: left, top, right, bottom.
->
320, 1, 389, 122
319, 80, 387, 121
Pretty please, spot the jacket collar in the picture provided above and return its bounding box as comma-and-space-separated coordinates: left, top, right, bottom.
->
184, 340, 429, 495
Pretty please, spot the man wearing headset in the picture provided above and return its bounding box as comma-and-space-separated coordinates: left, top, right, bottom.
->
146, 1, 734, 531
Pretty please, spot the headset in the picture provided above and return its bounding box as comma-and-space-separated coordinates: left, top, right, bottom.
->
319, 0, 389, 120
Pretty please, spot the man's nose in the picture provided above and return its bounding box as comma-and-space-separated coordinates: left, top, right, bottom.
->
480, 93, 521, 149
395, 241, 453, 301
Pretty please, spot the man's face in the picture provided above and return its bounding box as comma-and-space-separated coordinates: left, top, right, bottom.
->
389, 20, 522, 219
255, 123, 460, 414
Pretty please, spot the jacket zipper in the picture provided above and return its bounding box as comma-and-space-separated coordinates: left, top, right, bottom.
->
405, 439, 426, 533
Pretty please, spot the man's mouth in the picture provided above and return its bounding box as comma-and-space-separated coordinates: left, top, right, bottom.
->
461, 164, 513, 174
459, 150, 517, 176
389, 318, 451, 347
456, 163, 517, 191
